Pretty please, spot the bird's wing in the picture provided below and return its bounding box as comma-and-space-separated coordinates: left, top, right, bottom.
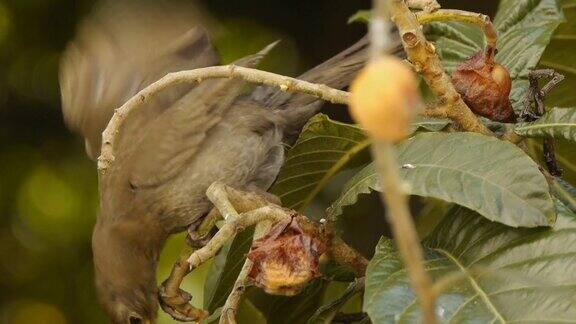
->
59, 0, 219, 160
127, 43, 277, 188
251, 36, 371, 109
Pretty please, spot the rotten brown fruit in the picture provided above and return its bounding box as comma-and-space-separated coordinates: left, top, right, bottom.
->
247, 217, 326, 296
452, 48, 516, 123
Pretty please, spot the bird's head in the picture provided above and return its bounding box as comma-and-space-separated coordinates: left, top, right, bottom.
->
91, 214, 167, 324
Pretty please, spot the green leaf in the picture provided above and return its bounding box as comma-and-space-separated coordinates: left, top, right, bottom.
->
528, 138, 576, 185
426, 22, 484, 72
307, 280, 363, 324
270, 114, 371, 212
249, 280, 327, 324
203, 228, 254, 312
207, 112, 444, 321
411, 116, 452, 132
428, 1, 576, 188
348, 10, 371, 24
538, 0, 576, 107
364, 203, 576, 323
427, 0, 564, 112
330, 132, 555, 227
202, 300, 266, 324
515, 107, 576, 141
537, 1, 576, 188
552, 177, 576, 213
270, 114, 450, 213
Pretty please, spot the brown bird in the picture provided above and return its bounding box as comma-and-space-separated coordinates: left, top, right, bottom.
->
60, 1, 399, 323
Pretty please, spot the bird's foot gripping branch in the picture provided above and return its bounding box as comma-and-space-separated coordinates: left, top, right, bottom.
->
158, 182, 367, 323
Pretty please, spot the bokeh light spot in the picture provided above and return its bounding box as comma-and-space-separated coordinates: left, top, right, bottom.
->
16, 165, 86, 244
23, 166, 79, 220
0, 2, 11, 45
7, 300, 67, 324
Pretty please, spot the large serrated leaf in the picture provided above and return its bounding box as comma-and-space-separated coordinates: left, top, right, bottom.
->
270, 114, 371, 211
427, 0, 564, 112
270, 114, 450, 212
411, 116, 451, 133
307, 280, 363, 324
330, 132, 555, 227
249, 280, 327, 324
364, 203, 576, 323
552, 177, 576, 213
515, 107, 576, 141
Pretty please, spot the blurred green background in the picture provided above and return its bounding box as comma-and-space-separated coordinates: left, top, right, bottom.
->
0, 0, 496, 323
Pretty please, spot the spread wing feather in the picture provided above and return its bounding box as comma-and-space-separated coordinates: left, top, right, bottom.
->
59, 0, 219, 159
128, 43, 278, 187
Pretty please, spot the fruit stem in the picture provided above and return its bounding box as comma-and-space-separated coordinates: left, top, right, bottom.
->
416, 9, 497, 48
371, 141, 437, 324
369, 1, 438, 323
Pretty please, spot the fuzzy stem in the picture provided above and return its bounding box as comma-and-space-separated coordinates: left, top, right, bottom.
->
371, 142, 437, 324
330, 235, 369, 276
369, 1, 437, 323
98, 65, 349, 173
416, 9, 497, 47
389, 0, 492, 136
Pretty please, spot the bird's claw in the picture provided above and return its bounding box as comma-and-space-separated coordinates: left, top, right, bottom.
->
186, 224, 214, 248
159, 282, 208, 322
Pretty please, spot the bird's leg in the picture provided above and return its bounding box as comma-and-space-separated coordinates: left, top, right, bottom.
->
159, 247, 208, 322
187, 208, 221, 248
159, 187, 236, 321
159, 182, 283, 322
188, 183, 280, 249
206, 182, 242, 220
159, 183, 243, 322
187, 182, 273, 248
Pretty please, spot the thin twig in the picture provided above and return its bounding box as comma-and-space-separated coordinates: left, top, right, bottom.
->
219, 220, 273, 324
159, 247, 208, 322
416, 9, 497, 47
407, 0, 440, 13
520, 69, 566, 176
98, 65, 350, 173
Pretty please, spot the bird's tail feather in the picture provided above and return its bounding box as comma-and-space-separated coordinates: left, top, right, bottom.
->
254, 35, 403, 140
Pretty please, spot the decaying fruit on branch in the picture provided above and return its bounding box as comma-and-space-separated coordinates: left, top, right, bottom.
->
349, 56, 420, 142
247, 217, 325, 296
452, 48, 516, 123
